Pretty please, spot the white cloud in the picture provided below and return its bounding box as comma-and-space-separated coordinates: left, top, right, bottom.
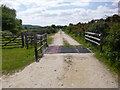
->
112, 0, 119, 7
1, 0, 118, 26
18, 5, 117, 26
0, 0, 21, 10
1, 0, 91, 10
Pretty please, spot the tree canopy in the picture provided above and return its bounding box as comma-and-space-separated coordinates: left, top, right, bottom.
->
1, 5, 22, 34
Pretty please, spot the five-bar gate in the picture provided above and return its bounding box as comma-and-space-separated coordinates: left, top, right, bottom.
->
85, 32, 103, 51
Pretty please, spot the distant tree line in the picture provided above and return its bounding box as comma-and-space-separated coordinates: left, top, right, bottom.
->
24, 24, 64, 34
32, 24, 57, 34
1, 5, 22, 34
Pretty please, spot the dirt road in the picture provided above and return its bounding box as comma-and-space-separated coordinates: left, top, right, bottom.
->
51, 31, 80, 46
50, 31, 64, 46
2, 31, 118, 88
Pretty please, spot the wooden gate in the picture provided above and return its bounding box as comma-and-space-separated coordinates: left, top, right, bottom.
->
34, 33, 48, 62
1, 32, 48, 62
24, 32, 34, 49
1, 33, 24, 48
24, 32, 48, 62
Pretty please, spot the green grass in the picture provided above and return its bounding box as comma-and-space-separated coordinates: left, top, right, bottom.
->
95, 51, 120, 76
2, 47, 34, 75
2, 37, 23, 49
63, 38, 74, 48
0, 48, 2, 76
65, 32, 120, 76
63, 37, 86, 49
47, 33, 55, 37
66, 33, 86, 45
66, 32, 101, 51
2, 33, 55, 75
47, 37, 53, 45
47, 33, 55, 45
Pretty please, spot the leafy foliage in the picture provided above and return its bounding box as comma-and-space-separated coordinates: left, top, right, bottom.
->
26, 24, 58, 34
88, 22, 108, 36
106, 23, 120, 67
1, 5, 22, 34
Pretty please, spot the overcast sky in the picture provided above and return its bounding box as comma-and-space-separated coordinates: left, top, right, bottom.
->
1, 0, 119, 26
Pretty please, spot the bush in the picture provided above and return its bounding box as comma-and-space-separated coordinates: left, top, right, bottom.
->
88, 22, 109, 36
105, 23, 120, 66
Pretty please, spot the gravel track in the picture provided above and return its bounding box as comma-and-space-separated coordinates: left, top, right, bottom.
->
2, 31, 118, 88
50, 31, 64, 46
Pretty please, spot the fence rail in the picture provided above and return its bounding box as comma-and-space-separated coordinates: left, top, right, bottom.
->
85, 32, 102, 51
0, 33, 24, 48
34, 33, 48, 62
1, 32, 48, 62
24, 32, 34, 49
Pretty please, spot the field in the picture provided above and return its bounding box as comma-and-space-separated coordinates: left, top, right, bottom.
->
2, 48, 34, 74
2, 34, 54, 75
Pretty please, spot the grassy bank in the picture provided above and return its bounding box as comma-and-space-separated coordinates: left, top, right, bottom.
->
0, 48, 2, 76
65, 32, 120, 76
2, 47, 34, 75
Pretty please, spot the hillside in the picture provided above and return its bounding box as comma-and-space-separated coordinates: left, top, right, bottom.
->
22, 25, 42, 29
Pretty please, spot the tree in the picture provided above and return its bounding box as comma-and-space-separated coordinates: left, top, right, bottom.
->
15, 19, 22, 30
1, 5, 22, 34
50, 24, 56, 33
51, 24, 56, 29
105, 14, 120, 22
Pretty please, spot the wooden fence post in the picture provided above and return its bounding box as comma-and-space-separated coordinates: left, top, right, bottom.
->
30, 35, 34, 45
34, 33, 38, 62
25, 33, 29, 49
32, 33, 49, 62
45, 34, 48, 47
21, 33, 24, 48
40, 35, 43, 54
100, 34, 103, 52
44, 35, 46, 49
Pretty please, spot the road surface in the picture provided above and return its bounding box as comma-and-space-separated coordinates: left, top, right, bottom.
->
2, 31, 118, 88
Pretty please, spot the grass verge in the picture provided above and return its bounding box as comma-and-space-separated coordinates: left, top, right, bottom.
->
47, 37, 53, 45
63, 38, 74, 48
65, 32, 120, 76
47, 33, 55, 45
0, 48, 2, 77
2, 47, 34, 75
